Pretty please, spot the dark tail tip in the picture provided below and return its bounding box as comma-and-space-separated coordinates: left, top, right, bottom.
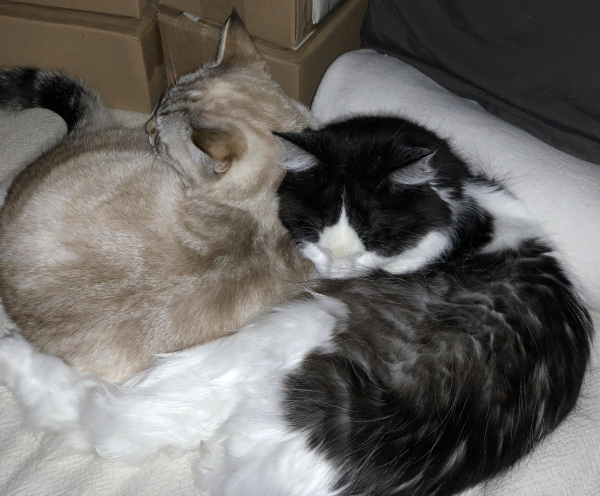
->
0, 67, 98, 133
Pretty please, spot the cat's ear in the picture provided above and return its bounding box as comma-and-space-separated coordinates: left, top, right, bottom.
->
216, 10, 268, 76
390, 150, 437, 186
191, 126, 247, 176
275, 133, 319, 172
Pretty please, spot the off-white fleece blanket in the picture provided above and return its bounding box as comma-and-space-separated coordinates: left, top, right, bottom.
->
0, 51, 599, 495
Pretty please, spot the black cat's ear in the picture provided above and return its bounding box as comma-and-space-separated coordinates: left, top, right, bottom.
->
191, 126, 247, 175
215, 10, 268, 76
275, 133, 319, 172
390, 150, 436, 186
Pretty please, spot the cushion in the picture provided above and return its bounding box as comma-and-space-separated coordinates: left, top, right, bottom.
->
361, 0, 600, 165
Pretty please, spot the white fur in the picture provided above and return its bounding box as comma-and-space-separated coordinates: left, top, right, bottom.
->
303, 207, 371, 278
304, 225, 451, 279
466, 183, 541, 253
277, 139, 319, 172
0, 331, 99, 450
362, 230, 452, 275
318, 207, 365, 259
301, 207, 369, 279
0, 295, 345, 495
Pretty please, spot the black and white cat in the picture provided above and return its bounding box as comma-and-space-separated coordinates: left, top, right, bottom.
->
0, 116, 592, 496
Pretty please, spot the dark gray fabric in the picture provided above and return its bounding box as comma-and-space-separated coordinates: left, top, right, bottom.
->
361, 0, 600, 165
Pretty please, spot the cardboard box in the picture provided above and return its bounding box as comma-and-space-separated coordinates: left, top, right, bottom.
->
0, 1, 166, 112
9, 0, 150, 18
158, 0, 367, 106
159, 0, 343, 49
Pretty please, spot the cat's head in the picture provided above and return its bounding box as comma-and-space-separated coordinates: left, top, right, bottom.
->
145, 12, 310, 196
276, 116, 472, 278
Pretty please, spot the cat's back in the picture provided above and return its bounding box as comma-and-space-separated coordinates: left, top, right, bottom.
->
0, 127, 182, 277
0, 128, 190, 377
1, 127, 169, 219
0, 125, 311, 381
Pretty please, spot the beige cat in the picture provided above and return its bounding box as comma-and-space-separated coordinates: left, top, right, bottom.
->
0, 14, 313, 382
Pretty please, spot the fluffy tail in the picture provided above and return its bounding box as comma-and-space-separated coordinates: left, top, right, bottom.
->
0, 296, 344, 494
0, 67, 114, 138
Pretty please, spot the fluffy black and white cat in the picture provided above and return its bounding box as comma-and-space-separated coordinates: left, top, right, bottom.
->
0, 116, 592, 496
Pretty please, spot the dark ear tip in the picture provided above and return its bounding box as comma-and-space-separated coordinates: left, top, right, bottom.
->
228, 9, 243, 25
274, 129, 309, 139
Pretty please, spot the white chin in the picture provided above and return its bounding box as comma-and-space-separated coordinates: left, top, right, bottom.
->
301, 244, 367, 279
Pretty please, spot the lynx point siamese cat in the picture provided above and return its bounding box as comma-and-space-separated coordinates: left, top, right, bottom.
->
0, 13, 313, 382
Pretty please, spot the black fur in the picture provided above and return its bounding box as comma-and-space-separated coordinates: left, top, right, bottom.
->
0, 67, 101, 133
278, 117, 472, 257
278, 117, 592, 496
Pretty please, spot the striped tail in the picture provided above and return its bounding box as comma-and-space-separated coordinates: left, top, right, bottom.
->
0, 67, 114, 138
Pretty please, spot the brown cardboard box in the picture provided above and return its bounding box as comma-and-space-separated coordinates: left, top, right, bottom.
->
159, 0, 343, 49
9, 0, 150, 18
0, 1, 166, 112
158, 0, 367, 106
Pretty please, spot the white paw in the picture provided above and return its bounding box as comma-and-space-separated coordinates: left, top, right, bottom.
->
0, 330, 38, 387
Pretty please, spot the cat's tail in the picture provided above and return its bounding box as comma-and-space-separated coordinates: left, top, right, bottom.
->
0, 67, 114, 138
0, 295, 345, 494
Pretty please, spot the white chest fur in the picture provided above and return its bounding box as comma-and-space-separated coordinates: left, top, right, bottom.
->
303, 206, 452, 278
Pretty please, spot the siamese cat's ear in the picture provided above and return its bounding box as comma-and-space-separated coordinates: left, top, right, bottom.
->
275, 133, 319, 172
191, 126, 247, 175
216, 10, 268, 76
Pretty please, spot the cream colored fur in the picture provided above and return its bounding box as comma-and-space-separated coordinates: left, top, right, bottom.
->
0, 15, 313, 382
